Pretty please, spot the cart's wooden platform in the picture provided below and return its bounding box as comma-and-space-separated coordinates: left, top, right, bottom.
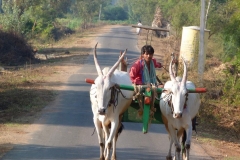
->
122, 100, 163, 124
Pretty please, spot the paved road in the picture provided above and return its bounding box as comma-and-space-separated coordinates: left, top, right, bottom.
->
2, 26, 212, 160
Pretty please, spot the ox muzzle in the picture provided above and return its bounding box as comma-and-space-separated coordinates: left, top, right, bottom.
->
173, 112, 182, 118
98, 108, 106, 115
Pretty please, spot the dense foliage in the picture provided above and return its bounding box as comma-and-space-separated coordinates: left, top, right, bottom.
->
117, 0, 239, 61
116, 0, 240, 105
0, 0, 112, 40
0, 0, 239, 107
102, 6, 128, 20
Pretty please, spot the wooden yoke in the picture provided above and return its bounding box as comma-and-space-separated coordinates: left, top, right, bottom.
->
85, 79, 207, 93
85, 78, 207, 133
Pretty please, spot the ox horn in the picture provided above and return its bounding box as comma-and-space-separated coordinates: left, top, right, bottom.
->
181, 57, 187, 87
93, 42, 103, 76
169, 57, 177, 82
107, 49, 127, 77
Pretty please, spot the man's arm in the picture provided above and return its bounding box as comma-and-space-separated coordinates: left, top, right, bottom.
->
152, 58, 162, 68
129, 61, 142, 85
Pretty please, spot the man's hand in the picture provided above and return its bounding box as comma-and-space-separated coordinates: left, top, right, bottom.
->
157, 62, 162, 68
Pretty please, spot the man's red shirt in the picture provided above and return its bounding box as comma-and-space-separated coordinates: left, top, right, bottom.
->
129, 58, 161, 85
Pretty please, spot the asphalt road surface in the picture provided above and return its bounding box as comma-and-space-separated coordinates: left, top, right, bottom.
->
2, 26, 213, 160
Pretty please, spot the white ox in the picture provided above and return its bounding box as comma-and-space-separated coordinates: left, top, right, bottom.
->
90, 43, 134, 160
159, 58, 201, 160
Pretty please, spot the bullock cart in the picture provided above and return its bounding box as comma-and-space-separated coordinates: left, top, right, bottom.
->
85, 78, 206, 133
85, 47, 207, 134
86, 30, 207, 159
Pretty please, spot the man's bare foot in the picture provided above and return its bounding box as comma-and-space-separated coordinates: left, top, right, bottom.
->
158, 84, 164, 88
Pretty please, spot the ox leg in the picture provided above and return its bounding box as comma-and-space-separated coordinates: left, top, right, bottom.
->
111, 118, 122, 160
93, 118, 105, 160
166, 137, 173, 160
111, 125, 119, 160
111, 135, 117, 160
181, 130, 187, 160
106, 120, 119, 160
168, 124, 181, 160
102, 124, 110, 160
176, 128, 186, 159
184, 125, 192, 160
161, 115, 173, 160
174, 144, 181, 160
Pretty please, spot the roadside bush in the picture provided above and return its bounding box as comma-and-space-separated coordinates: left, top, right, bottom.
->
0, 31, 36, 66
57, 18, 82, 30
222, 58, 240, 106
102, 6, 128, 21
51, 27, 75, 41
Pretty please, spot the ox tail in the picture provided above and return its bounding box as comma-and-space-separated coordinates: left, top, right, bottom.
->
118, 123, 124, 136
116, 123, 124, 142
181, 130, 187, 157
192, 116, 198, 133
91, 127, 96, 136
182, 130, 187, 146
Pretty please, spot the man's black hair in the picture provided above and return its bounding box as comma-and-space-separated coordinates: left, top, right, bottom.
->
141, 45, 154, 55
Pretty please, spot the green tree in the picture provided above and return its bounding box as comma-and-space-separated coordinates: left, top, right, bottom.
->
124, 0, 159, 25
71, 0, 109, 28
102, 6, 128, 20
0, 0, 74, 37
221, 0, 240, 60
152, 0, 200, 38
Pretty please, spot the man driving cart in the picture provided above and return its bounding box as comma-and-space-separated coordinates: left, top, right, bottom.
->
129, 44, 163, 87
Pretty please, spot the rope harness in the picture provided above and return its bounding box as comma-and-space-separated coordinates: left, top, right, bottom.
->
132, 84, 159, 119
108, 84, 133, 112
162, 90, 188, 114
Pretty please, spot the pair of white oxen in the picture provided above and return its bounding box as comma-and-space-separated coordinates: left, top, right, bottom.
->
89, 44, 201, 160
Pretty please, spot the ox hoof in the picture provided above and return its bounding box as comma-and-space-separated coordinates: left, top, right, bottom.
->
166, 156, 172, 160
185, 144, 190, 149
182, 153, 186, 160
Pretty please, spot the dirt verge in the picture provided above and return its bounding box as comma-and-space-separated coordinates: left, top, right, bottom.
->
0, 25, 119, 158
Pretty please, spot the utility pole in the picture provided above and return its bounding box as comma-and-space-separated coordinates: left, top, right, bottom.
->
199, 0, 206, 86
98, 4, 102, 21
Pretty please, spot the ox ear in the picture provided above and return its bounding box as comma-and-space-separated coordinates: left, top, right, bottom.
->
107, 49, 127, 77
93, 43, 103, 76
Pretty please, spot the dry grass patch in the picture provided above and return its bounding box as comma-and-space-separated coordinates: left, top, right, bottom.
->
0, 24, 120, 158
